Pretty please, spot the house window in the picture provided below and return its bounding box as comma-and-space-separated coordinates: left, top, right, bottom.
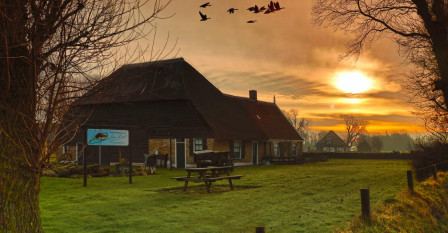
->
233, 140, 242, 159
194, 139, 203, 151
63, 145, 69, 154
291, 143, 297, 156
273, 142, 279, 156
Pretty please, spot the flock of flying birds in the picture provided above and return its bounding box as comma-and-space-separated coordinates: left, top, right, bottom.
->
198, 1, 285, 23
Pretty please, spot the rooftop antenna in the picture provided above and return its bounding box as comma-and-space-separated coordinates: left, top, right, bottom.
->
273, 95, 276, 103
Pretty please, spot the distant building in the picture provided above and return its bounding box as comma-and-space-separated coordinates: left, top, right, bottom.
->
357, 140, 372, 153
315, 130, 346, 152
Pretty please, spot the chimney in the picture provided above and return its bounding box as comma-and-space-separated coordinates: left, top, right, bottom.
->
249, 90, 257, 101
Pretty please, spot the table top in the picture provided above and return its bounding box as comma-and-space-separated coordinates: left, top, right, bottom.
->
185, 166, 232, 172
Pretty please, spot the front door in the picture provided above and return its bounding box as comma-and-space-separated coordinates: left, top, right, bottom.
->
252, 141, 258, 165
176, 138, 186, 168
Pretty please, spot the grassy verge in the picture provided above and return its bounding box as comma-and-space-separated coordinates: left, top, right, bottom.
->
337, 171, 448, 233
40, 159, 410, 233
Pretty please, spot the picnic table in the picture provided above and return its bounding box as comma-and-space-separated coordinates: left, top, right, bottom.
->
193, 150, 233, 168
170, 166, 243, 193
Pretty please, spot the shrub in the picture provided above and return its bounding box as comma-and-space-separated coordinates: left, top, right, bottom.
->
87, 164, 100, 174
56, 168, 70, 177
411, 142, 448, 181
68, 167, 83, 176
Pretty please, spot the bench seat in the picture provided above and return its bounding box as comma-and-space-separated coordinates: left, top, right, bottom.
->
204, 175, 244, 181
170, 175, 212, 182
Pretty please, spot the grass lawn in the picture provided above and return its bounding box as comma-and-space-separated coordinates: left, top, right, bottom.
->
40, 159, 410, 233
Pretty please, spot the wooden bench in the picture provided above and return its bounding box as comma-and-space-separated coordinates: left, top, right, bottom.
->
171, 167, 243, 193
205, 175, 244, 190
170, 175, 212, 182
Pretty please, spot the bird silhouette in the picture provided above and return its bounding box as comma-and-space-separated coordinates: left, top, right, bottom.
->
268, 1, 275, 12
200, 2, 211, 8
274, 2, 284, 11
227, 8, 238, 14
248, 5, 265, 13
199, 11, 210, 21
247, 20, 257, 23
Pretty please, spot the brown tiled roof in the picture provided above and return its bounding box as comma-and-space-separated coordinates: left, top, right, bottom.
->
225, 95, 303, 140
315, 130, 347, 147
76, 58, 302, 141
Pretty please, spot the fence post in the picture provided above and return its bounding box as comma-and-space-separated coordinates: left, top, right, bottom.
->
360, 188, 370, 222
255, 226, 265, 233
432, 164, 437, 180
407, 170, 414, 192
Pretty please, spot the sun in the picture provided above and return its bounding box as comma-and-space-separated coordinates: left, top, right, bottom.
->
334, 71, 372, 94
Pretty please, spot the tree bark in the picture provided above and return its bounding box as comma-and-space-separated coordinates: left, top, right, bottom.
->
0, 149, 42, 232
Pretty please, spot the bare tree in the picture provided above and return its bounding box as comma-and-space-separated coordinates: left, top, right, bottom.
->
415, 106, 448, 143
0, 0, 173, 231
283, 108, 299, 129
282, 108, 312, 140
313, 0, 448, 115
341, 114, 367, 150
371, 135, 384, 152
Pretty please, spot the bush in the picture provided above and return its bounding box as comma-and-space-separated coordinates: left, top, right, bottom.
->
87, 164, 100, 174
411, 142, 448, 181
68, 167, 83, 176
55, 168, 70, 177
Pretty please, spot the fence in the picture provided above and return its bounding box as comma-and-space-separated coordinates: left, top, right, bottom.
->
253, 159, 448, 232
303, 152, 411, 160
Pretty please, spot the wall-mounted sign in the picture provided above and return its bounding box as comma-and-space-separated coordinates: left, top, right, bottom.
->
87, 129, 129, 146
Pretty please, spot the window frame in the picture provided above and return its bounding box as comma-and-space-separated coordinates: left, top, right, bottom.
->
194, 138, 204, 152
273, 142, 279, 157
233, 140, 242, 159
291, 143, 297, 156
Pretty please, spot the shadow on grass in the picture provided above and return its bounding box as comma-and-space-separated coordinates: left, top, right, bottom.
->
157, 185, 261, 195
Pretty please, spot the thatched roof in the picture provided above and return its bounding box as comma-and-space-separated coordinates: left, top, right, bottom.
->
76, 58, 303, 141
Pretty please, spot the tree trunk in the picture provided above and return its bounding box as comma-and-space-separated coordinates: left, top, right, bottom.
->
0, 146, 43, 232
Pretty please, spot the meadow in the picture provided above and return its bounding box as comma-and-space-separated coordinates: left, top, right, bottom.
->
40, 159, 410, 233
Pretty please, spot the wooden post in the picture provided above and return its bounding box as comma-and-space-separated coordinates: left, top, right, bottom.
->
170, 136, 173, 171
129, 130, 133, 184
255, 226, 265, 233
432, 164, 437, 180
83, 127, 87, 187
360, 188, 370, 222
83, 148, 87, 187
407, 170, 414, 192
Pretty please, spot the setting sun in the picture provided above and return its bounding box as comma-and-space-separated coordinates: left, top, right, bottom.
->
334, 71, 373, 94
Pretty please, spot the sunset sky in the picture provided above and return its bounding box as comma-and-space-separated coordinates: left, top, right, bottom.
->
144, 0, 424, 134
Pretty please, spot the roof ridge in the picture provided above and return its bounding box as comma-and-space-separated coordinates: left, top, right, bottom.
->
223, 93, 273, 104
122, 57, 185, 68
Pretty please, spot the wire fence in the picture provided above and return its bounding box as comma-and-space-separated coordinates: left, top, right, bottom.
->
254, 159, 448, 233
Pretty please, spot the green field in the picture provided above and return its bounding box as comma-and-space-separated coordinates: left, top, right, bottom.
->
40, 159, 410, 233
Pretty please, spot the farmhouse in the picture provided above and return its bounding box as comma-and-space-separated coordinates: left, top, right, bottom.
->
315, 130, 346, 152
357, 140, 372, 152
65, 58, 303, 167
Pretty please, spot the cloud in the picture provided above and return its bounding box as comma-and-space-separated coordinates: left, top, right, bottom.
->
146, 0, 421, 133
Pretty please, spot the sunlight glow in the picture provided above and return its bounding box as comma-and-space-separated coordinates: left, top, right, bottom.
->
334, 71, 372, 94
342, 98, 363, 104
